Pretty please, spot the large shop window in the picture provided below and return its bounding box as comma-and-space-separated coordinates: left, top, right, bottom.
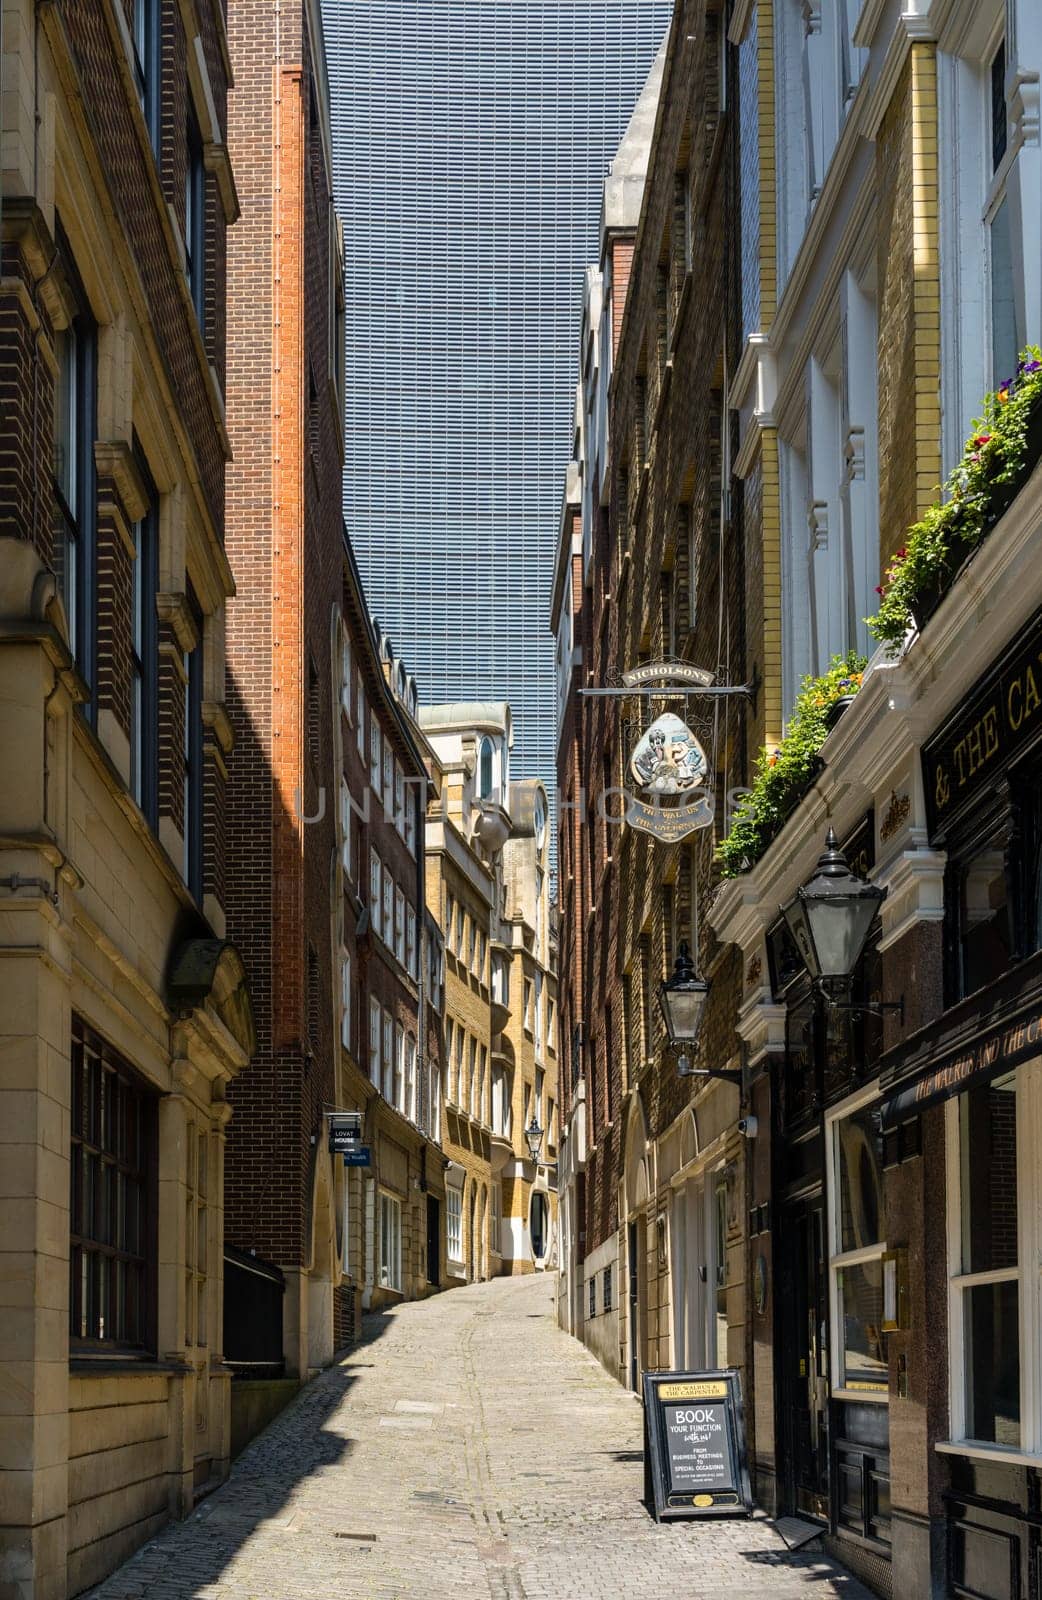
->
828, 1090, 888, 1397
378, 1192, 401, 1292
70, 1017, 157, 1351
947, 1071, 1028, 1450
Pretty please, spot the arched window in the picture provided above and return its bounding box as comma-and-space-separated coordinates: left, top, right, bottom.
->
478, 736, 495, 799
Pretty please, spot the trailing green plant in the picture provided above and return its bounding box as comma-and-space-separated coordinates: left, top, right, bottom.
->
869, 347, 1042, 650
715, 652, 867, 879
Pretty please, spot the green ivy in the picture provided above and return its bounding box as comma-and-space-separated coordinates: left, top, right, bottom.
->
869, 348, 1042, 650
715, 653, 867, 879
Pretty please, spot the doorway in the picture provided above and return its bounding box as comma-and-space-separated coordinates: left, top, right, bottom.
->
530, 1191, 548, 1262
426, 1194, 440, 1287
628, 1219, 645, 1391
778, 1192, 830, 1520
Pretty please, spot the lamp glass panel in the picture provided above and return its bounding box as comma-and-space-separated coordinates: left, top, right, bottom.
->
804, 894, 879, 979
662, 985, 707, 1042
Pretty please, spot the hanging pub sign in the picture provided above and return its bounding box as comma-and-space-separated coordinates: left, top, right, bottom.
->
627, 712, 712, 840
642, 1369, 752, 1522
623, 661, 716, 689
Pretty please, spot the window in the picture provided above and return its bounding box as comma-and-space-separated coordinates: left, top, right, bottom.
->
368, 997, 381, 1086
394, 885, 405, 966
356, 680, 366, 757
828, 1093, 887, 1395
478, 929, 487, 983
957, 832, 1011, 1000
406, 906, 417, 978
447, 1186, 463, 1261
455, 1027, 465, 1106
70, 1016, 156, 1350
478, 736, 494, 798
306, 652, 320, 773
340, 949, 351, 1049
603, 1264, 613, 1314
468, 918, 477, 972
383, 743, 393, 815
53, 239, 97, 694
340, 630, 352, 719
490, 1182, 501, 1252
382, 867, 393, 948
378, 1192, 401, 1291
382, 1010, 393, 1101
713, 1171, 728, 1366
394, 1022, 405, 1112
467, 1036, 476, 1116
986, 37, 1022, 387
547, 1098, 556, 1149
478, 1045, 488, 1123
370, 849, 381, 938
306, 942, 319, 1050
589, 1275, 597, 1319
535, 973, 544, 1054
133, 0, 161, 151
185, 107, 206, 329
370, 712, 381, 793
340, 780, 353, 879
130, 462, 158, 825
394, 760, 405, 834
444, 1020, 454, 1099
405, 786, 416, 854
183, 587, 204, 902
524, 979, 533, 1031
405, 1033, 417, 1123
185, 1125, 208, 1347
948, 1070, 1026, 1449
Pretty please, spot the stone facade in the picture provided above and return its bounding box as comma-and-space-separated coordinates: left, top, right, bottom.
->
0, 0, 250, 1593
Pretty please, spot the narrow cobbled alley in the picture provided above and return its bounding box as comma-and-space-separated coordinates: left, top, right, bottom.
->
86, 1276, 872, 1600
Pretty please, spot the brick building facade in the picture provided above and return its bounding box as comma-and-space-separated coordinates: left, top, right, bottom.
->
0, 0, 252, 1591
554, 2, 756, 1396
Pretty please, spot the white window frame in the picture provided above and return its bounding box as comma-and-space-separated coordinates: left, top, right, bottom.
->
394, 885, 406, 967
406, 906, 417, 979
394, 760, 405, 835
340, 779, 353, 879
370, 712, 381, 794
382, 867, 393, 948
378, 1191, 402, 1291
356, 680, 366, 757
368, 996, 381, 1087
382, 1009, 393, 1102
370, 849, 381, 938
340, 631, 352, 720
340, 948, 351, 1050
406, 1033, 417, 1124
382, 743, 393, 817
446, 1185, 463, 1263
944, 1061, 1042, 1461
826, 1081, 888, 1403
394, 1022, 405, 1113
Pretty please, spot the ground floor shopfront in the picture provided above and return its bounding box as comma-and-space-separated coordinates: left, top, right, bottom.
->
713, 496, 1042, 1597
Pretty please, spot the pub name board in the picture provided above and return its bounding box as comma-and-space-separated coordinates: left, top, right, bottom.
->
924, 609, 1042, 836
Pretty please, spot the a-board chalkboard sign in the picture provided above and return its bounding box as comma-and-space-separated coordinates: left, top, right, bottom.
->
642, 1369, 752, 1522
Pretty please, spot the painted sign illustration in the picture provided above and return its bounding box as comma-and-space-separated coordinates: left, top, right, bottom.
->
630, 713, 708, 796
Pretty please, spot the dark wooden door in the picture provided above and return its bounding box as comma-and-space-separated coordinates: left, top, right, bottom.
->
426, 1195, 440, 1287
779, 1195, 830, 1520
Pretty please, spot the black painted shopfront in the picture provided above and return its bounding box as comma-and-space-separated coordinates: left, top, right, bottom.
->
878, 609, 1042, 1600
767, 818, 894, 1582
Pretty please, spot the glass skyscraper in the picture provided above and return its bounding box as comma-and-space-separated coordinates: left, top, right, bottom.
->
322, 2, 672, 783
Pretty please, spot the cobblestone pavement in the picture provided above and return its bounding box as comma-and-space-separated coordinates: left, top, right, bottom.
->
87, 1274, 875, 1600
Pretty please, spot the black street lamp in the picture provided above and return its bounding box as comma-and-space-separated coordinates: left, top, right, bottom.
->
524, 1113, 544, 1163
657, 942, 740, 1084
781, 828, 902, 1018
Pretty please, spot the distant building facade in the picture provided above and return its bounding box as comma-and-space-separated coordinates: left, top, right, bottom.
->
0, 0, 251, 1590
322, 0, 673, 780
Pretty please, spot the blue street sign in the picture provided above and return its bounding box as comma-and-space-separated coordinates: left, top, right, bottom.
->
342, 1147, 371, 1167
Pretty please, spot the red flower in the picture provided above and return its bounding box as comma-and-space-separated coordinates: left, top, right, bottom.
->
875, 585, 884, 595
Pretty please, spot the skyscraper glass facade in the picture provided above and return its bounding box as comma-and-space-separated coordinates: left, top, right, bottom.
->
322, 1, 672, 782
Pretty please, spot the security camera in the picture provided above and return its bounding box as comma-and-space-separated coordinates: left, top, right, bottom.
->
737, 1115, 758, 1138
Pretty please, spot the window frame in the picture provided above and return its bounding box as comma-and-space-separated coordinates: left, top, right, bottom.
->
70, 1016, 158, 1354
132, 0, 162, 152
185, 104, 207, 330
378, 1191, 402, 1292
130, 452, 159, 826
183, 585, 205, 902
826, 1081, 888, 1402
944, 1062, 1042, 1457
53, 232, 98, 706
447, 1185, 463, 1263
